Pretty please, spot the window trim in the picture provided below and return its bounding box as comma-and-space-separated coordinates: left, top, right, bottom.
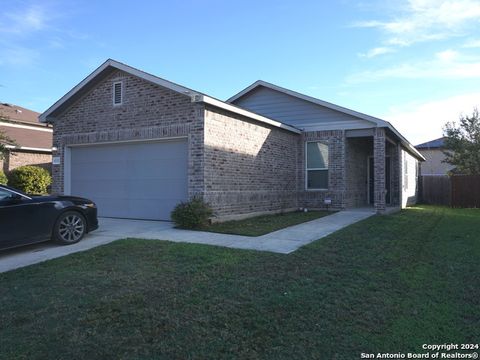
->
113, 81, 123, 106
305, 141, 329, 191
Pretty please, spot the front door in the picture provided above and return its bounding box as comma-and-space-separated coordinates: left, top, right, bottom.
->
368, 157, 391, 205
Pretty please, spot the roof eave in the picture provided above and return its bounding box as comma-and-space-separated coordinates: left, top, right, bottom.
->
198, 95, 301, 134
229, 80, 425, 160
40, 59, 200, 123
385, 124, 426, 161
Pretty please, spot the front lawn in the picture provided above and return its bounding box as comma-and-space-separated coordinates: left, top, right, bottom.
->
0, 206, 478, 359
201, 210, 332, 236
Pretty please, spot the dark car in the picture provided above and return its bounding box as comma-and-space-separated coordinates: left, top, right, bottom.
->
0, 185, 98, 251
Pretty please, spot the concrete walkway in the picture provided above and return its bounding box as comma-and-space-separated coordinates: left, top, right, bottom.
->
0, 208, 375, 273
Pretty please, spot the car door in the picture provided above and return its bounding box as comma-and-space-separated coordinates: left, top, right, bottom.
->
0, 189, 55, 249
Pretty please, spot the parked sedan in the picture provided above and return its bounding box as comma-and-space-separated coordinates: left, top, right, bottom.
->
0, 185, 98, 251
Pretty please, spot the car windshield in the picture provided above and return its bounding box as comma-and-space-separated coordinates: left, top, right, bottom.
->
0, 188, 17, 201
0, 186, 28, 200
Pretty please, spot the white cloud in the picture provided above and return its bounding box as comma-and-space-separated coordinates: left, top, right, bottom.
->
359, 47, 395, 58
0, 4, 48, 35
347, 51, 480, 82
435, 49, 459, 62
0, 2, 87, 68
462, 38, 480, 48
383, 93, 480, 144
354, 0, 480, 48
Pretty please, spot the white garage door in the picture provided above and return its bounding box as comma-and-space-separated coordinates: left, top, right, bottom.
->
69, 139, 188, 220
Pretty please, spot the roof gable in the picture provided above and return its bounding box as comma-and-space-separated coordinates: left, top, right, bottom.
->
40, 60, 300, 134
229, 85, 376, 131
228, 80, 390, 127
228, 80, 424, 161
39, 59, 197, 123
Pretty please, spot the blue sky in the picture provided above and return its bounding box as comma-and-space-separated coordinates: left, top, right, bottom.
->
1, 0, 480, 144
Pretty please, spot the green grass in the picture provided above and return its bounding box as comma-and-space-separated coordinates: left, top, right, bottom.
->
0, 206, 479, 359
200, 210, 332, 236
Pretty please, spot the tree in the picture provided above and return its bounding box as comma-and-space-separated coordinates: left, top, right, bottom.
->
443, 108, 480, 175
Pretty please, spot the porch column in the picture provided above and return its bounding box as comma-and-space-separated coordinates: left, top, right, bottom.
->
373, 128, 386, 212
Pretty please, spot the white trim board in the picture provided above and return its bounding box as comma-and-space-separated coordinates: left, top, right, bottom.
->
65, 136, 188, 148
5, 145, 52, 153
0, 122, 52, 132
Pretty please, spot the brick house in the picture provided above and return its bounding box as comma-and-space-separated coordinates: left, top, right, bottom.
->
40, 59, 424, 221
0, 103, 52, 173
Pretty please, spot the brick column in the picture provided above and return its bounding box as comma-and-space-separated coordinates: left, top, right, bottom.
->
373, 128, 386, 213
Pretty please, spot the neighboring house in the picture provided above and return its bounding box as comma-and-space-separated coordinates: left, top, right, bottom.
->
0, 103, 52, 173
416, 137, 455, 175
40, 59, 424, 221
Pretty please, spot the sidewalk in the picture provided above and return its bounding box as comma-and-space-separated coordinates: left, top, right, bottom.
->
154, 208, 376, 254
0, 209, 375, 273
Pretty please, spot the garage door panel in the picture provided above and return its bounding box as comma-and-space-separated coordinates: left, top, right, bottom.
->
89, 197, 127, 218
72, 179, 128, 197
125, 142, 187, 160
70, 139, 188, 220
72, 146, 129, 162
127, 199, 173, 220
125, 179, 187, 198
128, 158, 186, 178
72, 161, 128, 181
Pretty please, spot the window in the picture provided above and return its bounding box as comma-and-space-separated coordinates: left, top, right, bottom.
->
306, 141, 329, 189
0, 188, 14, 201
113, 81, 123, 105
404, 155, 409, 189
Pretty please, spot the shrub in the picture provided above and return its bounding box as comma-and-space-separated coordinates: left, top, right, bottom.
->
7, 166, 52, 194
0, 170, 7, 185
171, 197, 213, 229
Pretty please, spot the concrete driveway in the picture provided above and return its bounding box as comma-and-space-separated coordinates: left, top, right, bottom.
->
0, 218, 174, 274
0, 209, 375, 273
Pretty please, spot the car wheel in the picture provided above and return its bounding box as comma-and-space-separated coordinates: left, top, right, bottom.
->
53, 211, 87, 245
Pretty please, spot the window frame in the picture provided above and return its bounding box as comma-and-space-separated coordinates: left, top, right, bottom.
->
113, 81, 123, 106
305, 141, 329, 191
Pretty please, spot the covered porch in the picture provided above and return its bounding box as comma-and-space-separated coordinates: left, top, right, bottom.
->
345, 128, 401, 212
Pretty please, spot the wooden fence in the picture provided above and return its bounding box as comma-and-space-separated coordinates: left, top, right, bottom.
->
451, 175, 480, 208
420, 175, 480, 208
420, 175, 451, 206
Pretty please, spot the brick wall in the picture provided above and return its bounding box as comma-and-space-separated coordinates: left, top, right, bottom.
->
52, 69, 204, 195
373, 128, 386, 212
298, 130, 346, 210
49, 66, 405, 219
2, 151, 51, 173
203, 105, 299, 217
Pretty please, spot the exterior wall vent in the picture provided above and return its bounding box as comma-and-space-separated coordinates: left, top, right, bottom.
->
113, 81, 123, 106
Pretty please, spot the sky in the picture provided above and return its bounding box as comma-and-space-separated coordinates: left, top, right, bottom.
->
1, 0, 480, 145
